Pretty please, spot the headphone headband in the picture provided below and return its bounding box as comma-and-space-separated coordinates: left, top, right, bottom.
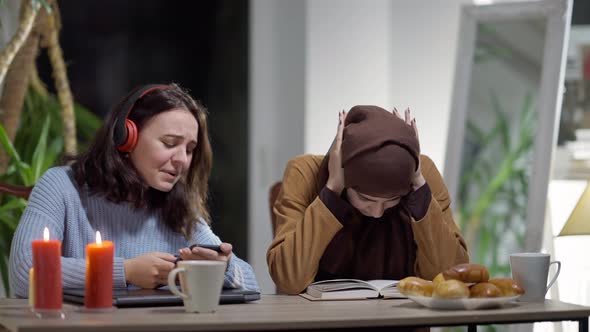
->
114, 84, 170, 150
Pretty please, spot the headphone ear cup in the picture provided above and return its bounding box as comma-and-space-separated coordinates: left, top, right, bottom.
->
117, 119, 138, 152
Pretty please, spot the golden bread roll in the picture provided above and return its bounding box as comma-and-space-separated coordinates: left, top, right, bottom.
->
433, 273, 445, 285
397, 277, 434, 297
443, 263, 490, 283
433, 279, 470, 299
469, 282, 502, 298
487, 278, 525, 296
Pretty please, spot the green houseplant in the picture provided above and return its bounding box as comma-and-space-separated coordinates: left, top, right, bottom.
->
0, 86, 100, 294
457, 91, 535, 277
0, 0, 99, 296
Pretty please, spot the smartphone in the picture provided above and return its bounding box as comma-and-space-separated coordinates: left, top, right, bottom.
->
188, 243, 222, 253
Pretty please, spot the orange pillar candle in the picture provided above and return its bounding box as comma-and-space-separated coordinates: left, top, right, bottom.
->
31, 227, 62, 310
85, 231, 114, 309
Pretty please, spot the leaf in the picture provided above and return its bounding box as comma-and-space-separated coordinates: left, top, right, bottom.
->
41, 138, 63, 173
490, 214, 499, 269
18, 164, 34, 187
0, 125, 22, 165
0, 198, 27, 213
466, 121, 486, 145
478, 224, 491, 264
31, 116, 51, 181
75, 103, 101, 141
0, 124, 33, 184
490, 91, 510, 152
519, 92, 534, 127
0, 212, 21, 232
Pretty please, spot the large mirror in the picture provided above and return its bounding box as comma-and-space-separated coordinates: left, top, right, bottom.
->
444, 0, 571, 275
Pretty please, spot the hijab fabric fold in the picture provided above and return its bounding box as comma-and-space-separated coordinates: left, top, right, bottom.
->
341, 105, 419, 198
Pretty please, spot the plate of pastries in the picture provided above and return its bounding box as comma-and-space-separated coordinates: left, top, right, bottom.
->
397, 263, 524, 310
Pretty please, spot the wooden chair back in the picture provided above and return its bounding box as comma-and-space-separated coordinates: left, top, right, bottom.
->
0, 182, 33, 200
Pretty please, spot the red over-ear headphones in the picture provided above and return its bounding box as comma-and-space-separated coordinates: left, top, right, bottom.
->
113, 84, 170, 152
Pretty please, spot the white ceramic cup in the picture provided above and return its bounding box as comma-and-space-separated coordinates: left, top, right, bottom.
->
510, 253, 561, 302
167, 260, 226, 313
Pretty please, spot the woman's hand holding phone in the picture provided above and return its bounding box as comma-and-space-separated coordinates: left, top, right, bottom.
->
177, 243, 232, 264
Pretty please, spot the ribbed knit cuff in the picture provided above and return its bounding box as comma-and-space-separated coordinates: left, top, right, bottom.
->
113, 256, 127, 288
319, 186, 356, 225
223, 255, 239, 288
406, 183, 432, 221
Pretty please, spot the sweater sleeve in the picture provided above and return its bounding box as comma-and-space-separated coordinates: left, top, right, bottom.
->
411, 156, 470, 280
318, 186, 357, 223
266, 157, 344, 295
8, 168, 126, 298
405, 183, 432, 220
192, 220, 260, 292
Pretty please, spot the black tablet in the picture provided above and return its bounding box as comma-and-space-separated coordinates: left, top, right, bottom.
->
63, 287, 260, 308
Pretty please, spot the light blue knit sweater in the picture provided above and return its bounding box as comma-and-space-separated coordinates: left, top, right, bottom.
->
9, 166, 259, 298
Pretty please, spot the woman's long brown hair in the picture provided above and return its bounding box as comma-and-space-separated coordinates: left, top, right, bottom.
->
70, 83, 212, 238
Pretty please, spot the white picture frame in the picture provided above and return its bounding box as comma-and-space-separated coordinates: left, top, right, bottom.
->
444, 0, 572, 252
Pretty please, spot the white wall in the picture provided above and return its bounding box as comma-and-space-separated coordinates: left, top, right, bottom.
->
306, 0, 468, 165
305, 0, 394, 154
249, 0, 307, 293
250, 0, 469, 293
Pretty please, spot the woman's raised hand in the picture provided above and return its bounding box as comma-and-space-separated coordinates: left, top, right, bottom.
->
393, 107, 425, 191
326, 110, 347, 194
393, 107, 420, 143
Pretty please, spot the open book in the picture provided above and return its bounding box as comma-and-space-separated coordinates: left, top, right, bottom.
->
301, 279, 405, 301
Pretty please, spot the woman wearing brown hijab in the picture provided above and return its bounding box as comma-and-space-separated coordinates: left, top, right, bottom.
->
267, 105, 469, 294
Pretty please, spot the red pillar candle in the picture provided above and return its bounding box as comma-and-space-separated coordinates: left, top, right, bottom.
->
85, 231, 114, 309
31, 227, 62, 310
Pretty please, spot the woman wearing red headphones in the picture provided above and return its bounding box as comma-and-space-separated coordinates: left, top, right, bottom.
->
9, 83, 259, 297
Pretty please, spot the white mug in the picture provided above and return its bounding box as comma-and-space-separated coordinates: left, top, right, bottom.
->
510, 253, 561, 302
167, 260, 226, 313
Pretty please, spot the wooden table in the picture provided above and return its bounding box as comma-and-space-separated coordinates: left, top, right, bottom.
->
0, 295, 588, 332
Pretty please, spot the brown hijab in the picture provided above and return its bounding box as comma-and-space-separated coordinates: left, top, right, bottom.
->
316, 105, 420, 281
342, 105, 419, 197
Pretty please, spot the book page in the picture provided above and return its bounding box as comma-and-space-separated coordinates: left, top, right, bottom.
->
366, 279, 398, 291
365, 280, 406, 298
307, 279, 375, 292
380, 287, 406, 298
301, 289, 379, 301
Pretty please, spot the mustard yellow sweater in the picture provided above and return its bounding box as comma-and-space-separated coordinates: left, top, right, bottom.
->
267, 154, 469, 294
